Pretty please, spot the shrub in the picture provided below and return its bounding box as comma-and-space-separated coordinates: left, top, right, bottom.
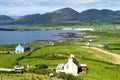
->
35, 64, 48, 70
66, 74, 78, 80
0, 71, 16, 74
44, 54, 66, 60
35, 69, 51, 75
56, 72, 83, 80
26, 65, 36, 72
56, 72, 66, 79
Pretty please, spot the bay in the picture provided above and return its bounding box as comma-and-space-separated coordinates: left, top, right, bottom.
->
0, 30, 80, 44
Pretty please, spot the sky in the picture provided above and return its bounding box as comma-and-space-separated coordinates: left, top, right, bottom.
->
0, 0, 120, 16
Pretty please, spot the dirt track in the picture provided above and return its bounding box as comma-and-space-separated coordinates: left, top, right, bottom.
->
82, 46, 120, 64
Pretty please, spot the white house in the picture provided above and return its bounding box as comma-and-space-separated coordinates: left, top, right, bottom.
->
49, 42, 54, 46
85, 42, 91, 48
56, 54, 88, 76
56, 54, 79, 76
15, 44, 30, 54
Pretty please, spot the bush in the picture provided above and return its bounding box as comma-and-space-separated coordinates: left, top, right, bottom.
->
26, 65, 36, 72
34, 64, 51, 75
66, 74, 78, 80
0, 71, 16, 74
35, 64, 48, 70
35, 69, 51, 75
56, 72, 83, 80
44, 54, 66, 60
56, 72, 66, 79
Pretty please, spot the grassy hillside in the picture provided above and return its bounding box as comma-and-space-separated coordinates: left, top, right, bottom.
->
0, 29, 119, 80
0, 42, 120, 80
85, 30, 120, 54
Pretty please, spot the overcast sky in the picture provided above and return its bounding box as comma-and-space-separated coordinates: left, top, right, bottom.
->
0, 0, 120, 16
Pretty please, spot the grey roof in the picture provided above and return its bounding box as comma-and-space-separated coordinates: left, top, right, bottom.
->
21, 44, 29, 48
72, 57, 79, 66
56, 64, 64, 69
64, 57, 79, 66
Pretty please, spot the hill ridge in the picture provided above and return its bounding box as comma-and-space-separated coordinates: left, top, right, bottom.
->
0, 7, 120, 25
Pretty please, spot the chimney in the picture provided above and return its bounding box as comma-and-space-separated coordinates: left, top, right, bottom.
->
68, 54, 74, 62
70, 54, 74, 58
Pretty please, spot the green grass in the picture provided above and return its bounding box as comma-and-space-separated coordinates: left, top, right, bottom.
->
85, 30, 120, 54
7, 23, 120, 31
0, 44, 16, 51
0, 29, 120, 80
0, 44, 119, 80
0, 73, 62, 80
0, 53, 28, 68
0, 43, 120, 80
17, 45, 119, 80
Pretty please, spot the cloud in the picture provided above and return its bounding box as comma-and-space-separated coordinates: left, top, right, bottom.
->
0, 0, 120, 16
0, 6, 59, 16
0, 0, 103, 7
0, 0, 45, 6
0, 0, 119, 9
66, 0, 102, 4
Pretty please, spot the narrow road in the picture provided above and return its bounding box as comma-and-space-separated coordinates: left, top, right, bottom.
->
82, 46, 120, 64
0, 68, 14, 71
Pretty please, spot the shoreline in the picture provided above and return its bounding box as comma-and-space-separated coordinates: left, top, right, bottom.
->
0, 28, 16, 31
0, 26, 95, 31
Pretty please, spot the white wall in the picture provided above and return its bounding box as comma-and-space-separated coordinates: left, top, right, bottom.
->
64, 58, 78, 76
15, 44, 24, 53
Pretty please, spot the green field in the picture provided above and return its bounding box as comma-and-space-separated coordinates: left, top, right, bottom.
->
85, 30, 120, 54
0, 43, 120, 80
0, 29, 120, 80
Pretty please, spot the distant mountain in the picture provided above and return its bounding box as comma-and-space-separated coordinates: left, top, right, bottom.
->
111, 11, 120, 23
1, 7, 120, 25
10, 14, 50, 24
10, 8, 79, 25
46, 7, 80, 22
79, 9, 113, 22
11, 16, 20, 19
0, 15, 14, 23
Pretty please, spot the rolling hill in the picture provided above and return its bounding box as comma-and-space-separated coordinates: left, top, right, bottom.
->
0, 29, 120, 80
0, 15, 14, 23
0, 42, 120, 80
1, 7, 120, 25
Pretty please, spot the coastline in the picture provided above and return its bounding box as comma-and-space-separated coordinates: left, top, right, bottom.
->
0, 28, 15, 31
